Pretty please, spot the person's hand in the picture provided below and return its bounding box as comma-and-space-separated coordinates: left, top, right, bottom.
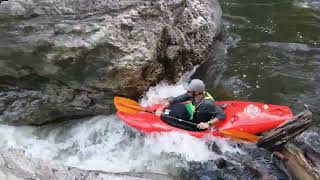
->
155, 108, 164, 116
197, 122, 210, 129
210, 118, 219, 125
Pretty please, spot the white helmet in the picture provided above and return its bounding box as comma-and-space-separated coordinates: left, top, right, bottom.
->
184, 79, 205, 92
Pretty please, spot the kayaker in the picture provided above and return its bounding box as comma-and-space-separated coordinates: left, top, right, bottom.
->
155, 79, 225, 129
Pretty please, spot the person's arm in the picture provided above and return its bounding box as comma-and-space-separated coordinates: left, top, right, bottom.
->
155, 101, 170, 116
168, 93, 191, 104
207, 117, 220, 125
155, 93, 190, 116
212, 104, 226, 120
197, 117, 221, 129
197, 102, 226, 129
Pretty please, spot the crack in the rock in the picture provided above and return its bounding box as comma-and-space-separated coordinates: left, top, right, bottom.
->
0, 0, 9, 5
0, 153, 14, 171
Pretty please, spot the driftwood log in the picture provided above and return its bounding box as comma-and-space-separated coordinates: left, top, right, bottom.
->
272, 144, 320, 180
257, 110, 313, 151
256, 110, 320, 180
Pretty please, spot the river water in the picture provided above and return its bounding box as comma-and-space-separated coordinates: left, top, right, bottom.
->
201, 0, 320, 121
1, 0, 320, 179
0, 82, 288, 179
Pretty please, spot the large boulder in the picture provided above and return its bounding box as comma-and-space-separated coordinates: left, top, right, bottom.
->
0, 0, 222, 125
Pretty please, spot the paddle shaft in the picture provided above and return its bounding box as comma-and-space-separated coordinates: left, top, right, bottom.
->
146, 109, 259, 142
163, 115, 198, 126
144, 110, 199, 126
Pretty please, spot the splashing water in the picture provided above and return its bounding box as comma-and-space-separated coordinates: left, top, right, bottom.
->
140, 67, 198, 106
0, 115, 241, 174
140, 81, 186, 106
0, 80, 242, 175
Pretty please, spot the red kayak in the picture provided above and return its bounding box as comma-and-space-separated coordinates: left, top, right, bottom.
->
116, 100, 293, 138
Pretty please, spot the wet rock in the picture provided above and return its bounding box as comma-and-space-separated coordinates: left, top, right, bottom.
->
182, 151, 284, 180
0, 0, 222, 125
208, 141, 223, 155
215, 158, 226, 169
0, 148, 179, 180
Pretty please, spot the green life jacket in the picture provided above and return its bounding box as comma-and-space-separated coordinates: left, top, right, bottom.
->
184, 92, 215, 120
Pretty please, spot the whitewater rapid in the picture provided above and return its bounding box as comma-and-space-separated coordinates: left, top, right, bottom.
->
0, 79, 242, 175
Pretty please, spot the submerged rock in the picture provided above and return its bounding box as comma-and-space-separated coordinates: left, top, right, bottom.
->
0, 0, 222, 125
0, 148, 178, 180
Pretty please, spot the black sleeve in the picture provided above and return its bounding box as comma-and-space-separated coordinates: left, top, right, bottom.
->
202, 100, 226, 120
214, 105, 226, 120
168, 93, 191, 104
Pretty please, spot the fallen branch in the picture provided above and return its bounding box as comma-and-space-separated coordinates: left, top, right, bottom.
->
257, 110, 312, 151
255, 110, 320, 179
272, 144, 320, 180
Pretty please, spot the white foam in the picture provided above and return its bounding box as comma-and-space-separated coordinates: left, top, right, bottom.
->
0, 69, 243, 174
0, 117, 242, 174
140, 67, 197, 106
140, 81, 187, 106
293, 1, 311, 8
145, 132, 214, 161
0, 115, 224, 174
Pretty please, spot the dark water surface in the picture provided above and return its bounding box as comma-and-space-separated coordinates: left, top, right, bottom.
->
192, 1, 320, 178
197, 0, 320, 123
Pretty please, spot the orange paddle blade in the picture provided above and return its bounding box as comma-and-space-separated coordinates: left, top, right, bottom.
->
114, 96, 146, 114
220, 129, 261, 143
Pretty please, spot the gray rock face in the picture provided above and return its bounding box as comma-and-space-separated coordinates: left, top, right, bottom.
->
0, 149, 177, 180
0, 0, 222, 125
